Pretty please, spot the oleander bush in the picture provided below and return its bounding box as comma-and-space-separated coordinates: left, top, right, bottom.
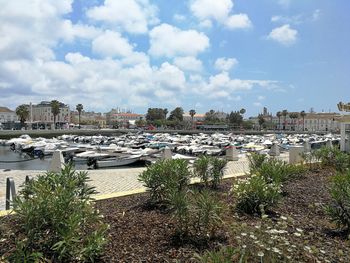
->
139, 159, 191, 204
232, 175, 282, 215
326, 170, 350, 233
191, 190, 223, 238
247, 153, 267, 173
193, 155, 211, 187
7, 165, 108, 262
168, 188, 190, 235
313, 146, 350, 172
169, 189, 223, 239
193, 246, 241, 263
193, 156, 227, 188
210, 158, 228, 189
257, 159, 306, 184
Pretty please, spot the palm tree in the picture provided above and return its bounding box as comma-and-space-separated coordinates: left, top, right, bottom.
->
189, 109, 196, 129
289, 112, 299, 131
258, 114, 265, 130
276, 111, 282, 130
16, 104, 29, 129
300, 110, 306, 131
76, 104, 83, 129
239, 108, 246, 116
50, 100, 61, 129
282, 110, 288, 130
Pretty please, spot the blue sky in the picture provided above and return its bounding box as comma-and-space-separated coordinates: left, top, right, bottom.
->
0, 0, 349, 117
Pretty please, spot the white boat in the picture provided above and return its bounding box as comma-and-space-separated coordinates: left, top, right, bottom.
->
93, 155, 142, 168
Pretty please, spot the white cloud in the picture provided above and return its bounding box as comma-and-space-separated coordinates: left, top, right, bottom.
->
257, 95, 265, 101
253, 102, 262, 107
154, 62, 186, 91
271, 15, 302, 25
173, 14, 186, 22
277, 0, 291, 8
199, 19, 213, 29
268, 24, 298, 46
92, 30, 134, 58
215, 57, 238, 71
0, 0, 284, 112
194, 72, 278, 100
312, 9, 321, 21
174, 57, 203, 72
86, 0, 159, 34
149, 23, 210, 58
190, 0, 252, 30
0, 0, 100, 61
225, 14, 252, 30
190, 0, 233, 22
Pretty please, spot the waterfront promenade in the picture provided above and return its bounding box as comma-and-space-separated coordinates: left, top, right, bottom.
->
0, 153, 289, 211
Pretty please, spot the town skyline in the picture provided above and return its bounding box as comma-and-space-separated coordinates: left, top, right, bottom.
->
0, 1, 349, 116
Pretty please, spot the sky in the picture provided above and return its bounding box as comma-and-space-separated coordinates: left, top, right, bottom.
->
0, 0, 349, 117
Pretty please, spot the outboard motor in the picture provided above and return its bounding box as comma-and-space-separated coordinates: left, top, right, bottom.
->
33, 149, 45, 159
10, 143, 16, 151
87, 157, 98, 169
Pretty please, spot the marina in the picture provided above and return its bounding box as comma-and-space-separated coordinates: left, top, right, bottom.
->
0, 132, 341, 171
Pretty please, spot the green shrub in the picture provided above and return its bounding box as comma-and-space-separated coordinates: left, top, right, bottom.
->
169, 189, 222, 239
326, 170, 350, 232
210, 158, 228, 189
193, 156, 227, 188
193, 155, 211, 187
139, 159, 191, 204
247, 153, 267, 173
257, 159, 306, 184
7, 165, 108, 262
168, 189, 190, 235
193, 246, 241, 263
191, 190, 223, 238
313, 146, 350, 172
232, 175, 281, 214
334, 152, 350, 173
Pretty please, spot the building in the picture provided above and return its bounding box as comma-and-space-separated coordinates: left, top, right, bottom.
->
0, 107, 18, 123
106, 109, 144, 128
182, 113, 205, 122
71, 110, 104, 124
0, 106, 18, 129
303, 113, 341, 132
30, 101, 70, 129
250, 108, 342, 132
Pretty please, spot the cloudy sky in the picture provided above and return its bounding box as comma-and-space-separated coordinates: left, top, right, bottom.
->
0, 0, 349, 116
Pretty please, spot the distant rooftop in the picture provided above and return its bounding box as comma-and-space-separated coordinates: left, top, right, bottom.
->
0, 106, 14, 113
111, 113, 143, 117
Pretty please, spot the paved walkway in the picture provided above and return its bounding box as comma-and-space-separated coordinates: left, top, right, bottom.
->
0, 153, 289, 210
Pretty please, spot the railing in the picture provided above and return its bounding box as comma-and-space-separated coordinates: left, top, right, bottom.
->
5, 177, 16, 210
5, 175, 33, 210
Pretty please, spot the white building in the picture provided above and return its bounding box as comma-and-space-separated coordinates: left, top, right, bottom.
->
251, 111, 341, 132
0, 107, 18, 124
30, 101, 70, 128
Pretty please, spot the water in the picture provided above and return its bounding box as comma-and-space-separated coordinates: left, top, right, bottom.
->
0, 146, 146, 171
0, 146, 87, 170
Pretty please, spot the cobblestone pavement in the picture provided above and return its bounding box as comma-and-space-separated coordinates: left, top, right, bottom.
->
0, 153, 289, 210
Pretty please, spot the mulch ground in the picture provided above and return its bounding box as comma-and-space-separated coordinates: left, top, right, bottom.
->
1, 167, 349, 262
95, 167, 350, 262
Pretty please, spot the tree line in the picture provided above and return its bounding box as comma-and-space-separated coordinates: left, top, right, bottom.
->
141, 107, 251, 130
